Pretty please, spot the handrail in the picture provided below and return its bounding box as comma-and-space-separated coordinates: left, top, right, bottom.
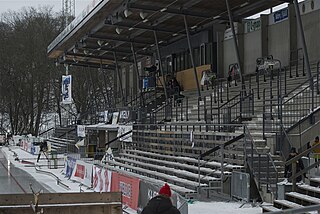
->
245, 126, 279, 199
105, 130, 132, 146
285, 143, 320, 191
57, 126, 76, 139
280, 124, 294, 158
199, 134, 244, 159
35, 165, 70, 190
39, 127, 55, 136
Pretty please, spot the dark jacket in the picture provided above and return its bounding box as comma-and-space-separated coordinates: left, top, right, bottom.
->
285, 152, 305, 182
141, 195, 180, 214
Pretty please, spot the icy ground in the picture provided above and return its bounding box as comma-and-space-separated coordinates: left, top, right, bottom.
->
1, 146, 262, 214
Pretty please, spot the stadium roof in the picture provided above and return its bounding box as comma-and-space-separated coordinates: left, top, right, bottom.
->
48, 0, 290, 68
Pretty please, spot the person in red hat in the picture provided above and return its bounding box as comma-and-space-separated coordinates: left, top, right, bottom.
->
141, 183, 181, 214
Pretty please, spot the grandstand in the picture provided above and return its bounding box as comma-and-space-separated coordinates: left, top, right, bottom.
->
47, 0, 320, 212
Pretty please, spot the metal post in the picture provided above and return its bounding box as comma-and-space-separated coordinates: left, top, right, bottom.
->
293, 0, 314, 109
153, 31, 168, 103
183, 15, 201, 99
65, 64, 69, 75
113, 51, 125, 105
225, 0, 245, 91
131, 43, 144, 107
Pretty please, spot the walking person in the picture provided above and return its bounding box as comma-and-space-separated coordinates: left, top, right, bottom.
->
312, 136, 320, 163
37, 140, 48, 163
285, 147, 305, 183
141, 183, 181, 214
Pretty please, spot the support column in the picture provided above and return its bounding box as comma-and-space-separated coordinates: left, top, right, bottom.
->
113, 51, 125, 106
260, 14, 269, 58
216, 31, 225, 78
293, 0, 313, 106
131, 42, 144, 106
226, 0, 244, 90
183, 15, 201, 99
289, 3, 298, 66
153, 30, 168, 103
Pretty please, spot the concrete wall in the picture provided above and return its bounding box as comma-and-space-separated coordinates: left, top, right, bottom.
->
244, 30, 261, 74
268, 21, 290, 67
300, 9, 320, 63
223, 38, 237, 77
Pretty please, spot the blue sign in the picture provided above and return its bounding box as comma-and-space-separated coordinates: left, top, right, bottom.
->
31, 145, 36, 155
274, 8, 288, 23
66, 156, 76, 179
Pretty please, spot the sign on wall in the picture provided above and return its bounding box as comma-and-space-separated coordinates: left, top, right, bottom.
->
274, 8, 288, 23
62, 75, 72, 104
246, 19, 261, 33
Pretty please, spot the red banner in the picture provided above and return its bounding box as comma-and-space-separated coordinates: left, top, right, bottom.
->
74, 164, 85, 179
111, 172, 140, 210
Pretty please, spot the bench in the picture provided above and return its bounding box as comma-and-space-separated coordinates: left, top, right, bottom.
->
115, 155, 221, 182
104, 159, 207, 190
286, 192, 320, 204
125, 149, 243, 170
274, 199, 304, 209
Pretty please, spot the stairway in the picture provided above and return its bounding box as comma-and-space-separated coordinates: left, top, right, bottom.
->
262, 177, 320, 212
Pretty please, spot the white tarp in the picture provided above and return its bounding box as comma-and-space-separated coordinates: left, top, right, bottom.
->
62, 75, 72, 104
93, 165, 112, 192
77, 125, 86, 137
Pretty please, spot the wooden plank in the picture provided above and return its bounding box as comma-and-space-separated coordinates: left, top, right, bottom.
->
0, 192, 121, 205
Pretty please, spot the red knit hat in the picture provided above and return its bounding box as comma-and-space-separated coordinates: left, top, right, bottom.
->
159, 183, 172, 197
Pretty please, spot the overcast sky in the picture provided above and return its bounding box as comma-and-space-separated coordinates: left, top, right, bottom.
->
0, 0, 305, 20
0, 0, 91, 16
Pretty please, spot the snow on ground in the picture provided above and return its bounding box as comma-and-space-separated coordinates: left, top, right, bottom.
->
1, 145, 262, 214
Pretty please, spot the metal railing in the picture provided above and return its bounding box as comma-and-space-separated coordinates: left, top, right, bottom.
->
289, 48, 305, 78
35, 165, 70, 190
245, 126, 279, 199
198, 133, 245, 194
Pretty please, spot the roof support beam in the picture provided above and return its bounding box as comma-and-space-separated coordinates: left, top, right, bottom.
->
114, 51, 126, 105
292, 0, 313, 105
67, 52, 133, 63
81, 45, 153, 57
153, 30, 168, 103
110, 0, 205, 49
183, 15, 201, 99
105, 19, 184, 35
128, 3, 212, 19
87, 34, 156, 46
59, 60, 116, 70
226, 0, 245, 91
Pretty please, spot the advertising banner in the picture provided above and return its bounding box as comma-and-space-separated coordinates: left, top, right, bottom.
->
65, 156, 76, 179
62, 75, 72, 104
138, 181, 188, 214
93, 166, 112, 192
111, 172, 140, 211
71, 160, 93, 187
